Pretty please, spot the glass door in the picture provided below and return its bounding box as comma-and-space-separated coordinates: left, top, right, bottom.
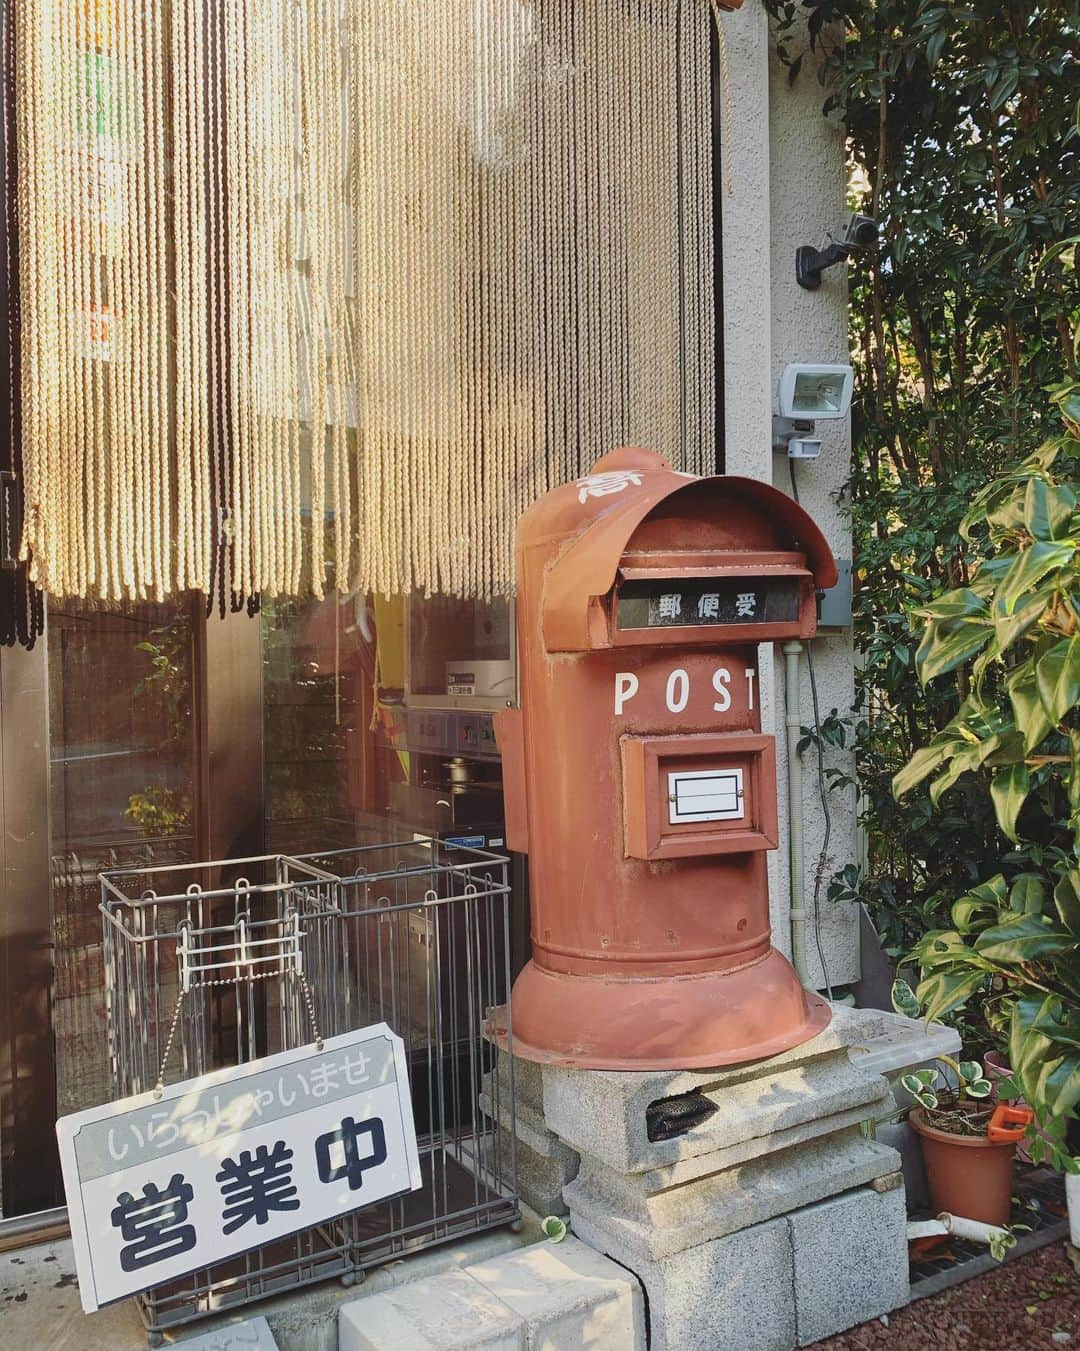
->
0, 584, 520, 1219
0, 597, 202, 1218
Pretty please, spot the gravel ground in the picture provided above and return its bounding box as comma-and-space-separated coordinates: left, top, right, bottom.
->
809, 1243, 1080, 1349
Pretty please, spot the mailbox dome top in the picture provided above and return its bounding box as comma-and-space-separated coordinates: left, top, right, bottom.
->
522, 449, 838, 651
520, 449, 837, 641
518, 447, 686, 544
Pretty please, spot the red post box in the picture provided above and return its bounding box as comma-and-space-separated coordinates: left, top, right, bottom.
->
492, 447, 838, 1069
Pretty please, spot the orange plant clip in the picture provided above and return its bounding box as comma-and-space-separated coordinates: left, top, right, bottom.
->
987, 1102, 1035, 1142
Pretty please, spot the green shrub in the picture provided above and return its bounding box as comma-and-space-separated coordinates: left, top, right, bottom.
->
763, 2, 1080, 966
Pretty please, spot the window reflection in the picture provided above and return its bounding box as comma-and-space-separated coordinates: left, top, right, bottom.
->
262, 591, 514, 850
48, 599, 196, 1118
263, 589, 394, 854
31, 585, 517, 1213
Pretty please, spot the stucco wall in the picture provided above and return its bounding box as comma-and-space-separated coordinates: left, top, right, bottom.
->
720, 3, 859, 987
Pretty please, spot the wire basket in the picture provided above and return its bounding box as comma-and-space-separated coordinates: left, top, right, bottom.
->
296, 840, 519, 1269
98, 840, 518, 1343
100, 854, 337, 1099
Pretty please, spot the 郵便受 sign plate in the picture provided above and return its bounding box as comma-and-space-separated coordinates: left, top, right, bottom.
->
57, 1024, 421, 1312
616, 578, 800, 630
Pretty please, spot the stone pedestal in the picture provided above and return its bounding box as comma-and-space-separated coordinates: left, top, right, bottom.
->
540, 1004, 910, 1349
481, 1052, 580, 1218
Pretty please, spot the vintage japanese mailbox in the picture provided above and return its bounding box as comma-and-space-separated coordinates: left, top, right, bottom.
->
492, 447, 838, 1069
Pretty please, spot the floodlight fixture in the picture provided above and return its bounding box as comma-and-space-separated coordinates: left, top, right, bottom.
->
777, 364, 854, 422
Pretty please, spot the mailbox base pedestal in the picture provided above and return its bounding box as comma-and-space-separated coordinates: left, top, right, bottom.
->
480, 1054, 581, 1219
569, 1174, 907, 1351
491, 948, 831, 1070
531, 1003, 910, 1349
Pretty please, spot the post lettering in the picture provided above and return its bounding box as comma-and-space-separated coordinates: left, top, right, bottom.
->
614, 671, 639, 715
665, 669, 690, 714
712, 667, 731, 712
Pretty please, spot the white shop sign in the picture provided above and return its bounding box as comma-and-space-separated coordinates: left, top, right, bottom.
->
57, 1025, 421, 1313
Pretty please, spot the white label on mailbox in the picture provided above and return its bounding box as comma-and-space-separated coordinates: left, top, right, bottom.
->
668, 768, 744, 824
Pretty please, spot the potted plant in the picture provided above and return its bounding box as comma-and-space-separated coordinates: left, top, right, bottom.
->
887, 1002, 1012, 1226
892, 338, 1080, 1230
895, 873, 1080, 1235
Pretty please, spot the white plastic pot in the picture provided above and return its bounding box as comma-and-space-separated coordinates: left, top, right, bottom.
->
1067, 1168, 1080, 1248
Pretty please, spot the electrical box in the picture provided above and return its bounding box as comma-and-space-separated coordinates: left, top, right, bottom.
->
819, 556, 853, 629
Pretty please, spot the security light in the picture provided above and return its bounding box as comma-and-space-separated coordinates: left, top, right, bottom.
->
777, 364, 853, 421
796, 213, 878, 289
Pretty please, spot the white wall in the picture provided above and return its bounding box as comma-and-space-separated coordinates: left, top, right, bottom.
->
720, 3, 859, 987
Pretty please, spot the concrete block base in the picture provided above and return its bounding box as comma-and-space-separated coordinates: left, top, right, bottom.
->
338, 1269, 521, 1350
467, 1237, 645, 1348
540, 1004, 888, 1178
570, 1180, 908, 1350
567, 1127, 900, 1254
338, 1237, 645, 1350
790, 1179, 909, 1345
573, 1205, 796, 1351
536, 1003, 909, 1350
483, 1052, 580, 1218
485, 1103, 580, 1219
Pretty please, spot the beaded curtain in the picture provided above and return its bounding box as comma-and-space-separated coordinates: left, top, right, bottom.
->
15, 1, 722, 606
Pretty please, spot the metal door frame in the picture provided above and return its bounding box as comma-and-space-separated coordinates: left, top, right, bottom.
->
0, 634, 61, 1217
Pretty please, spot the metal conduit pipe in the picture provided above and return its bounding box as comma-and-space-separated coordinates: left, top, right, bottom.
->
783, 639, 812, 987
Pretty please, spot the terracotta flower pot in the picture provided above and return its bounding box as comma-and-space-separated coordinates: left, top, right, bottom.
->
909, 1106, 1017, 1228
